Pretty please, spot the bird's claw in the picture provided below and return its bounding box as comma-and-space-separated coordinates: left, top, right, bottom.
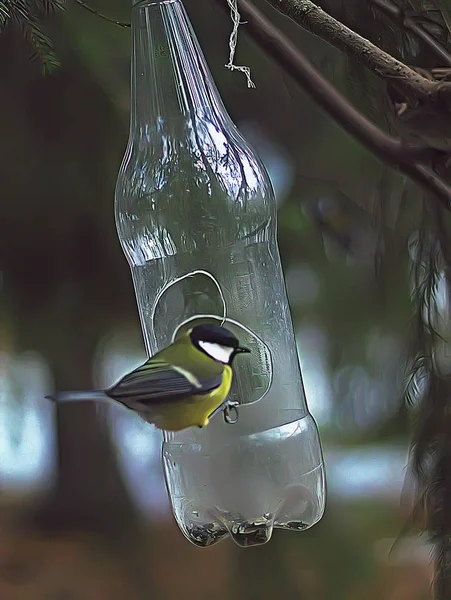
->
223, 401, 239, 425
208, 400, 240, 424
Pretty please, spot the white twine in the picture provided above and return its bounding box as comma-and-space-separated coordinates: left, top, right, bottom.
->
225, 0, 256, 88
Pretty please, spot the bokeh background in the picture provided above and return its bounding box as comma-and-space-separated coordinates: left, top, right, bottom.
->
0, 0, 434, 598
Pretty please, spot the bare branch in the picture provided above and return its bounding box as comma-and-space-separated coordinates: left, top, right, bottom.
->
72, 0, 130, 28
212, 0, 451, 209
263, 0, 451, 102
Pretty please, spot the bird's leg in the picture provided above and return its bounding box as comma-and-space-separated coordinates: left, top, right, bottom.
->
208, 399, 240, 423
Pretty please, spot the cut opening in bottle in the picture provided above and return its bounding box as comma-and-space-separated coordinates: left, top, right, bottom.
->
151, 269, 273, 406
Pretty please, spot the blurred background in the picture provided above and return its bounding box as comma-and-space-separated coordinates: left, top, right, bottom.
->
0, 0, 436, 598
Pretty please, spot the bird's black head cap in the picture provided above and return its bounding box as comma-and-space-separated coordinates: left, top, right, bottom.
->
190, 324, 251, 363
190, 323, 239, 348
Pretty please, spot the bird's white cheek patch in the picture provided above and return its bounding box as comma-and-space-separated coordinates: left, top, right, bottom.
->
199, 342, 234, 364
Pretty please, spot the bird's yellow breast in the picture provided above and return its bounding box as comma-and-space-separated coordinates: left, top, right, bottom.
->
151, 365, 233, 432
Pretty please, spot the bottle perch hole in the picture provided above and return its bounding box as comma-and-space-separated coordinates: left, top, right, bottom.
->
152, 269, 273, 407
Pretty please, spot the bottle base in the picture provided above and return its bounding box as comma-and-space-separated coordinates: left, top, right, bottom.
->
164, 416, 326, 548
178, 462, 325, 548
184, 514, 315, 548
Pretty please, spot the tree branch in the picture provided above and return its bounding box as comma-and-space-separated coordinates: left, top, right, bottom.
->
263, 0, 451, 102
72, 0, 130, 28
370, 0, 451, 67
215, 0, 451, 209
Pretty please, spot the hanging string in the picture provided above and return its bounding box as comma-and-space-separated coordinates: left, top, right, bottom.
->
225, 0, 256, 88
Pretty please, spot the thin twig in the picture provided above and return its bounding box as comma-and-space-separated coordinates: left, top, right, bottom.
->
263, 0, 451, 103
72, 0, 130, 28
370, 0, 451, 67
212, 0, 451, 210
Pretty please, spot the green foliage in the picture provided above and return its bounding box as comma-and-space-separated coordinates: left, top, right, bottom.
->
1, 0, 65, 73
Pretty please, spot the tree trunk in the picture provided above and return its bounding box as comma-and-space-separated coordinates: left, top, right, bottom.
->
30, 323, 141, 538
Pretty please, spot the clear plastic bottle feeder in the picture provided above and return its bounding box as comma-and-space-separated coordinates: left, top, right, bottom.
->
115, 0, 325, 547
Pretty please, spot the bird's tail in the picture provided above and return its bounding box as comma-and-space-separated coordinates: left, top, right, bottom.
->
45, 390, 111, 403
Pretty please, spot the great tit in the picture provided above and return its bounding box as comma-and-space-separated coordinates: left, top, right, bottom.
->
46, 323, 250, 432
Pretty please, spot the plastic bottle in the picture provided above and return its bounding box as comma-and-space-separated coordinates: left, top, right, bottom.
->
115, 0, 325, 547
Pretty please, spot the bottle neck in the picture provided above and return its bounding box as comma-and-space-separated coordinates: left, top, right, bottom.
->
130, 0, 222, 134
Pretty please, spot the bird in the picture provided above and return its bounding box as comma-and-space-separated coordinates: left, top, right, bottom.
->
46, 323, 250, 432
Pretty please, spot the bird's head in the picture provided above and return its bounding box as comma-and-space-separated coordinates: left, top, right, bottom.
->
190, 324, 250, 364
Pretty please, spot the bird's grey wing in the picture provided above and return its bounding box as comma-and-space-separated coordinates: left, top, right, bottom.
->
107, 359, 222, 405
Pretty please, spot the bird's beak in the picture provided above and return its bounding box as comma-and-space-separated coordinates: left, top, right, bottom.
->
235, 346, 251, 354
